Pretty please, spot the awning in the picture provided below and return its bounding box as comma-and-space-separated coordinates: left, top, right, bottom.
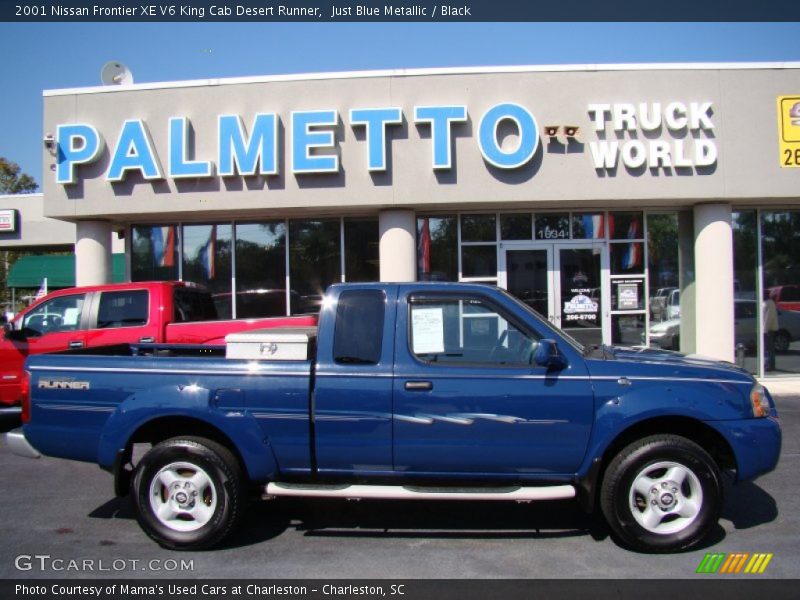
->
6, 254, 126, 288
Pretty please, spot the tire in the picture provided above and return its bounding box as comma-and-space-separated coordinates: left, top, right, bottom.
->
774, 330, 791, 354
132, 437, 245, 550
600, 434, 722, 553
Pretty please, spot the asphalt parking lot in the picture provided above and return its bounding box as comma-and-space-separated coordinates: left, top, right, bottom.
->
0, 393, 797, 580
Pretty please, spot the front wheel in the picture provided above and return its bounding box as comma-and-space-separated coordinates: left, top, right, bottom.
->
774, 330, 791, 354
132, 437, 245, 550
600, 435, 722, 553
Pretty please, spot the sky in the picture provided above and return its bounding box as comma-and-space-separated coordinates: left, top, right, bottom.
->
1, 21, 799, 186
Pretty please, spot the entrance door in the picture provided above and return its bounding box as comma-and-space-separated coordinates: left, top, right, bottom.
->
501, 244, 607, 346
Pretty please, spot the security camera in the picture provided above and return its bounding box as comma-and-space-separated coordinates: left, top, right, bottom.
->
43, 134, 55, 151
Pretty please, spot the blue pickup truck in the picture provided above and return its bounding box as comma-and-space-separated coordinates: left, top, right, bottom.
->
7, 283, 781, 553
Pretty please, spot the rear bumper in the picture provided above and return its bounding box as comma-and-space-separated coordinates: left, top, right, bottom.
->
0, 406, 21, 415
5, 428, 40, 459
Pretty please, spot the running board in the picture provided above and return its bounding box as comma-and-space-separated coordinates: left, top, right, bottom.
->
264, 482, 575, 502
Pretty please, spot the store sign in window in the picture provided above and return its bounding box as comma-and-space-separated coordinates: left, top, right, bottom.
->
0, 210, 16, 232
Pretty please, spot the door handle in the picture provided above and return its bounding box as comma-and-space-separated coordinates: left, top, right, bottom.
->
139, 336, 155, 343
68, 341, 84, 349
404, 380, 433, 391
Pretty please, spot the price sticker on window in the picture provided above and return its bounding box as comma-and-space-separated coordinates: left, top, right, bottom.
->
778, 95, 800, 168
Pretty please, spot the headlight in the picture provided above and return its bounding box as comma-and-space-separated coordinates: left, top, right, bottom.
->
750, 384, 770, 418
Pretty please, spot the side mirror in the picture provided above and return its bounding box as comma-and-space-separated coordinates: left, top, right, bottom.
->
533, 339, 568, 370
4, 322, 28, 342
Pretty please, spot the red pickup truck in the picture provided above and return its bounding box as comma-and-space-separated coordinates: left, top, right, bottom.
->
0, 281, 316, 410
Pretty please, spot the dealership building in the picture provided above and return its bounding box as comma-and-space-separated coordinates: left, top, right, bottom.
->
3, 62, 800, 378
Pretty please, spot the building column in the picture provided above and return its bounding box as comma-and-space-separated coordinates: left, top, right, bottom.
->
693, 203, 734, 362
379, 209, 416, 282
75, 221, 112, 287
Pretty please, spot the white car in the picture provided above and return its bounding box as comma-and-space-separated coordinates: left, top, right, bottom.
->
645, 299, 800, 352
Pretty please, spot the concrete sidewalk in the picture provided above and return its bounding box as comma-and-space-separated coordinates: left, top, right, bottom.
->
760, 378, 800, 396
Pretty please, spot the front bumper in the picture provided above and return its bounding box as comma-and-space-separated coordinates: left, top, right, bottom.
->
710, 416, 781, 482
5, 428, 40, 459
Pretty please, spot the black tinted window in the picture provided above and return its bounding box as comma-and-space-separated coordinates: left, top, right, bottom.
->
174, 288, 218, 322
333, 290, 385, 365
97, 290, 149, 328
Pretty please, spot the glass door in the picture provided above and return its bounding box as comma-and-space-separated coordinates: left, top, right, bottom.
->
500, 243, 609, 346
504, 247, 554, 322
555, 247, 604, 347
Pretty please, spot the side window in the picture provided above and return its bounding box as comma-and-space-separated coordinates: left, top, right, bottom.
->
174, 288, 219, 322
782, 286, 800, 301
97, 290, 149, 329
21, 294, 85, 336
333, 290, 386, 365
409, 296, 540, 367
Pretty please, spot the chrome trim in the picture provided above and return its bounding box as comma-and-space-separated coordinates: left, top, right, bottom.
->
28, 365, 309, 377
5, 428, 40, 459
0, 406, 22, 415
39, 404, 114, 413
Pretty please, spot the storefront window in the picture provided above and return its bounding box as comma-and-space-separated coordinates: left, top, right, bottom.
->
289, 219, 341, 314
534, 213, 569, 240
761, 210, 800, 375
182, 224, 233, 316
131, 225, 179, 282
500, 214, 532, 240
609, 211, 644, 240
234, 222, 287, 318
732, 211, 758, 374
417, 216, 457, 281
610, 242, 644, 275
343, 218, 379, 282
612, 314, 646, 346
462, 246, 497, 278
572, 213, 607, 240
461, 214, 496, 242
646, 213, 679, 335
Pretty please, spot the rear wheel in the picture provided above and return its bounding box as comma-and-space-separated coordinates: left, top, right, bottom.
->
600, 435, 722, 553
774, 330, 791, 354
132, 437, 245, 550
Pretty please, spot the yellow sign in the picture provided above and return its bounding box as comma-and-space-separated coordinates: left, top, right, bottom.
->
778, 95, 800, 167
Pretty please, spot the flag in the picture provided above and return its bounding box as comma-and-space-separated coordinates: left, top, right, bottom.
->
622, 243, 642, 270
34, 278, 48, 301
152, 226, 176, 268
198, 225, 217, 279
418, 218, 431, 279
626, 215, 641, 239
581, 214, 605, 239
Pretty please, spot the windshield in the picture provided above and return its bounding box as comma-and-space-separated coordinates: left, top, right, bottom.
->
496, 287, 585, 354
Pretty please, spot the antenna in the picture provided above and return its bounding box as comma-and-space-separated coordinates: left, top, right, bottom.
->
100, 61, 134, 86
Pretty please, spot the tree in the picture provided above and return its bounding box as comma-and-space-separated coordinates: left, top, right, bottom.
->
0, 157, 38, 194
0, 157, 39, 315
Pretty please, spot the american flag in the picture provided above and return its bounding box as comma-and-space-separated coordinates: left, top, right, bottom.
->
34, 278, 48, 301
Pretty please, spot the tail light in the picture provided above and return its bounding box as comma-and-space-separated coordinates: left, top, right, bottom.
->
20, 370, 30, 424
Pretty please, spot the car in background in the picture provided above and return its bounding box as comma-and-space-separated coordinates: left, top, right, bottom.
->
649, 287, 677, 321
645, 299, 800, 352
768, 284, 800, 311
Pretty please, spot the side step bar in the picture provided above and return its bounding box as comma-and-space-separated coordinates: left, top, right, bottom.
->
265, 482, 575, 502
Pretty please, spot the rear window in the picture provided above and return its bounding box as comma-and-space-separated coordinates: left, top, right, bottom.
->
333, 290, 386, 365
174, 288, 219, 322
97, 290, 149, 328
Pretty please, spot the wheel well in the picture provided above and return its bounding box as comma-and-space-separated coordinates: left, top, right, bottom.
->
128, 416, 248, 477
601, 416, 737, 475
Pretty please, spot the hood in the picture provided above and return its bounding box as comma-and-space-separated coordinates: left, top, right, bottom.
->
600, 344, 753, 379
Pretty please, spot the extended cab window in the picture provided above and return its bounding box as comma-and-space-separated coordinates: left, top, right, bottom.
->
409, 296, 539, 367
174, 288, 219, 322
21, 294, 85, 336
97, 290, 149, 328
333, 290, 385, 365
